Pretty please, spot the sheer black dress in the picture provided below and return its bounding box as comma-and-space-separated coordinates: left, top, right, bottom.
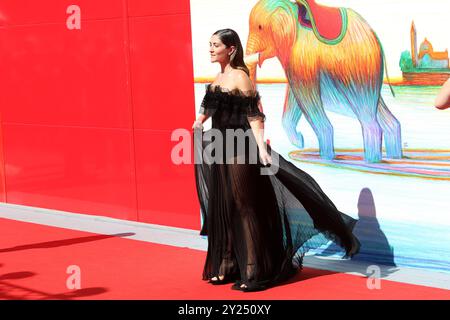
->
194, 83, 360, 291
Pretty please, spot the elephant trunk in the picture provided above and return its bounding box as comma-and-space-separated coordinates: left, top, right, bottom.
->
245, 38, 260, 90
246, 58, 258, 89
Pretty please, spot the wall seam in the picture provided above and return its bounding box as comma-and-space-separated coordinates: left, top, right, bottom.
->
122, 0, 139, 222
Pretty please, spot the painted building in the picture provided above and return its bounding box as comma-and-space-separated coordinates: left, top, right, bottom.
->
410, 21, 449, 69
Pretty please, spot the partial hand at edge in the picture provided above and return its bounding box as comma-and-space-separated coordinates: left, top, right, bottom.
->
192, 120, 203, 130
259, 148, 272, 166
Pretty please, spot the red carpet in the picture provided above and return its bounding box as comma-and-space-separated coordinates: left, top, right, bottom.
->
0, 217, 448, 300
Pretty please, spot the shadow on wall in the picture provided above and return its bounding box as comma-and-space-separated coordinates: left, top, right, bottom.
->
317, 188, 397, 271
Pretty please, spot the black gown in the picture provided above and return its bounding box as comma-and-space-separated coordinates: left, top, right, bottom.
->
194, 83, 360, 291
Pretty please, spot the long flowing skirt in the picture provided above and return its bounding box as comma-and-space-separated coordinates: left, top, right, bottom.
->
194, 129, 360, 290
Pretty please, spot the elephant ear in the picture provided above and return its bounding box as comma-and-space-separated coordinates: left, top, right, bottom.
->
270, 7, 297, 56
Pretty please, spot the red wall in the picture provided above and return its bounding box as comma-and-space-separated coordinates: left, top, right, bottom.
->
0, 0, 200, 230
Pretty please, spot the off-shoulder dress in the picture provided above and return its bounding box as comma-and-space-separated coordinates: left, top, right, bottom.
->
194, 83, 360, 291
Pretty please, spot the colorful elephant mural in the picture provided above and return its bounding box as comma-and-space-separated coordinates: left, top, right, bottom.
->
245, 0, 403, 163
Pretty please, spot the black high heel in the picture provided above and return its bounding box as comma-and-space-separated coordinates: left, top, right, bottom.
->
209, 257, 238, 285
231, 280, 266, 292
230, 263, 267, 292
344, 235, 361, 259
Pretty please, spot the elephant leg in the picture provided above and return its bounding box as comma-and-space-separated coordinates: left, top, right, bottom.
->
359, 116, 383, 163
336, 81, 383, 163
295, 87, 335, 160
282, 84, 304, 149
376, 97, 403, 159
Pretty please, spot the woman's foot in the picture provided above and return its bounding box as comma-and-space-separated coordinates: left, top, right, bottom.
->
209, 274, 237, 285
210, 275, 224, 282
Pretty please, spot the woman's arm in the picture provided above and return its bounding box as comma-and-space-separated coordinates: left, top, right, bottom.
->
235, 73, 272, 165
435, 78, 450, 110
248, 117, 265, 150
248, 118, 272, 165
247, 94, 266, 148
193, 74, 222, 128
196, 113, 210, 123
192, 113, 209, 129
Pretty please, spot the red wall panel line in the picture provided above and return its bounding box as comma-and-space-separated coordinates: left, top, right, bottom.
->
122, 0, 139, 222
0, 0, 124, 27
127, 3, 200, 229
2, 124, 137, 220
0, 113, 6, 202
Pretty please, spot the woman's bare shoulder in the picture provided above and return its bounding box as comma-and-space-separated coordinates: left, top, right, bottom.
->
232, 69, 255, 93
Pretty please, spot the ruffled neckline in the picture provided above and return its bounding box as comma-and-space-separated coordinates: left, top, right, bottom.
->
205, 83, 259, 98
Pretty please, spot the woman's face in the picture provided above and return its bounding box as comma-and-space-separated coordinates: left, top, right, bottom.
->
209, 35, 235, 64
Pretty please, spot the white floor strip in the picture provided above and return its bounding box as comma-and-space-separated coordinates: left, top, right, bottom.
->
0, 202, 449, 291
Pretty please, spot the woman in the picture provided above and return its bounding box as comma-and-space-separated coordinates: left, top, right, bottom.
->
192, 28, 360, 292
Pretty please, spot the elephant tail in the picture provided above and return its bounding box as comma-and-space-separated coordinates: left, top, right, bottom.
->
374, 30, 396, 98
382, 49, 396, 98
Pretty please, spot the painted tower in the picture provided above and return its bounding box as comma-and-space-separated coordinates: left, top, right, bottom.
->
410, 21, 418, 66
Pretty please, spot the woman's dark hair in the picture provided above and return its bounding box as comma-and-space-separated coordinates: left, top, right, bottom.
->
212, 28, 249, 76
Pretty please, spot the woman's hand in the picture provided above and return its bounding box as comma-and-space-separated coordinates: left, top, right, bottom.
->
259, 148, 272, 166
192, 119, 203, 130
435, 78, 450, 110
